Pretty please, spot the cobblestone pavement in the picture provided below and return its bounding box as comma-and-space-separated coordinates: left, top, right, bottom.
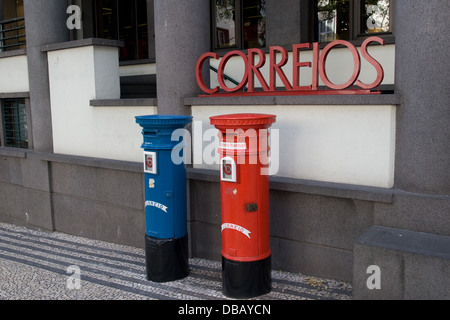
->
0, 222, 352, 300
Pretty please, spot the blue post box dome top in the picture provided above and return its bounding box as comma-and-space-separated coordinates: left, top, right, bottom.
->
136, 115, 193, 128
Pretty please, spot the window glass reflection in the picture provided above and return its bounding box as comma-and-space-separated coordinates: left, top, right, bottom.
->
361, 0, 390, 34
95, 0, 148, 61
243, 0, 266, 49
215, 0, 236, 48
317, 0, 350, 42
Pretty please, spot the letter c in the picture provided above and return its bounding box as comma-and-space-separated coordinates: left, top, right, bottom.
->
196, 52, 219, 95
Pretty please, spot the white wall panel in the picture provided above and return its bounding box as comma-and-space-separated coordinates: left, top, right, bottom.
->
192, 104, 396, 188
0, 55, 29, 93
47, 45, 156, 163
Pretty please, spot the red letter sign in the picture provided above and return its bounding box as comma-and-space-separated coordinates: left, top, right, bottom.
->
356, 36, 385, 89
196, 36, 386, 97
196, 52, 219, 94
319, 40, 361, 90
247, 48, 269, 92
269, 46, 292, 91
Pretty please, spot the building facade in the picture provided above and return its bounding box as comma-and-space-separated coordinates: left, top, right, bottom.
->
0, 0, 449, 299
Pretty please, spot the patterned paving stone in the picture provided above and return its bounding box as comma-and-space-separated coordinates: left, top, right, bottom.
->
0, 222, 352, 300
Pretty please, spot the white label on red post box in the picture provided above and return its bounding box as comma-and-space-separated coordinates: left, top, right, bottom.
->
221, 223, 252, 239
144, 151, 157, 174
220, 142, 247, 150
221, 156, 237, 183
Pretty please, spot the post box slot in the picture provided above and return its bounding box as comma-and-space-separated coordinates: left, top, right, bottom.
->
246, 203, 258, 212
146, 130, 159, 137
223, 132, 238, 138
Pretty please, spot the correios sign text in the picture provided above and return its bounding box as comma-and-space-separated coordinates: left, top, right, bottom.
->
196, 36, 385, 97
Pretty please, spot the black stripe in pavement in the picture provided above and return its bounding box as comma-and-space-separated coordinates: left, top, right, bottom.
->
186, 270, 325, 300
0, 228, 226, 299
0, 225, 352, 300
0, 226, 143, 260
187, 267, 345, 300
187, 262, 221, 274
0, 227, 146, 265
0, 252, 170, 300
0, 233, 226, 299
273, 277, 352, 297
190, 260, 352, 294
189, 264, 351, 299
0, 233, 144, 273
0, 245, 218, 300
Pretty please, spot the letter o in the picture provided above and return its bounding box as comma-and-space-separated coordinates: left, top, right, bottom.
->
218, 51, 249, 92
319, 40, 361, 90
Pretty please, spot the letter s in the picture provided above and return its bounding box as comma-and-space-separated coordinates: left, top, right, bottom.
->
356, 36, 385, 90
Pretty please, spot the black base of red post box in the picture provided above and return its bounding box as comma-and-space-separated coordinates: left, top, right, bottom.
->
145, 234, 189, 283
222, 256, 272, 299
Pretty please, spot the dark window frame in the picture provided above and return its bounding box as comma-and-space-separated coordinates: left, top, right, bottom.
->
0, 0, 26, 52
212, 0, 267, 52
93, 0, 151, 62
0, 97, 32, 149
211, 0, 395, 54
314, 0, 395, 44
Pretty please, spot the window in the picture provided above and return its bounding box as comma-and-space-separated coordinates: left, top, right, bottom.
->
0, 0, 26, 52
211, 0, 394, 52
94, 0, 148, 61
316, 0, 393, 42
1, 99, 29, 149
317, 0, 351, 42
360, 0, 391, 34
213, 0, 266, 50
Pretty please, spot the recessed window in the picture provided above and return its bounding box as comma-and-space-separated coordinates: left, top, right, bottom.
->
95, 0, 148, 61
1, 99, 28, 149
0, 0, 26, 52
212, 0, 394, 52
316, 0, 393, 42
360, 0, 391, 35
317, 0, 351, 42
215, 0, 237, 49
213, 0, 266, 50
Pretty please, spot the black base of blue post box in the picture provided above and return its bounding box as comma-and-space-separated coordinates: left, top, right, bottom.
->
145, 234, 189, 283
222, 255, 271, 299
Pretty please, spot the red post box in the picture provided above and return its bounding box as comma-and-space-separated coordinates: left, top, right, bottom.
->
210, 113, 276, 299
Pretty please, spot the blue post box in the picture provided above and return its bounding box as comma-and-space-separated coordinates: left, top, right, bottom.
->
136, 115, 192, 282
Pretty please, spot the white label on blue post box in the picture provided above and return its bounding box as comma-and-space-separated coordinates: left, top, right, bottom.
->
144, 151, 157, 174
221, 156, 237, 183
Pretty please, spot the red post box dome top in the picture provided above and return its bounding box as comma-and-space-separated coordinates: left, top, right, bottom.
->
210, 113, 276, 129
